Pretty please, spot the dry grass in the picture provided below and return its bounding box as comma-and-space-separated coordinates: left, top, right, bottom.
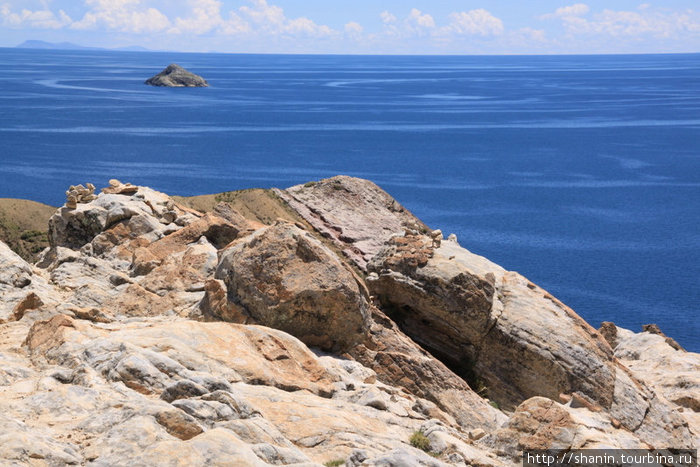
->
173, 188, 304, 225
0, 198, 55, 231
0, 198, 55, 261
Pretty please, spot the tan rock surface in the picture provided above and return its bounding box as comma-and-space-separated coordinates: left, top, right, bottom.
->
1, 311, 493, 466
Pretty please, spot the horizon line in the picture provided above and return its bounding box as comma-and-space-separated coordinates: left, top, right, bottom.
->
5, 44, 700, 58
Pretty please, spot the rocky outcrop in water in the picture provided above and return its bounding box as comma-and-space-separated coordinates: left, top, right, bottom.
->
0, 176, 696, 466
145, 64, 209, 88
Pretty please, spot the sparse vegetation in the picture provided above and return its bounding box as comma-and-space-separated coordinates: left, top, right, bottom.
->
303, 181, 317, 188
0, 199, 54, 261
324, 460, 345, 467
409, 430, 431, 452
176, 189, 301, 225
214, 190, 238, 203
473, 379, 489, 398
489, 400, 500, 410
409, 430, 443, 458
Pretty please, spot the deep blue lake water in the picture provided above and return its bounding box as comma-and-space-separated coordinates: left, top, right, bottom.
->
1, 49, 698, 351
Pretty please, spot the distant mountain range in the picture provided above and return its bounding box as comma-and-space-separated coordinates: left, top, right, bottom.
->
16, 40, 152, 52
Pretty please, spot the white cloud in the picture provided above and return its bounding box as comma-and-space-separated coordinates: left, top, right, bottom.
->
541, 3, 590, 19
1, 4, 72, 29
344, 21, 362, 38
286, 16, 333, 37
515, 27, 546, 42
406, 8, 434, 30
378, 8, 436, 39
239, 0, 283, 29
543, 4, 700, 38
170, 0, 223, 34
380, 10, 396, 24
63, 0, 335, 38
1, 0, 697, 53
443, 9, 504, 36
71, 0, 170, 33
220, 10, 250, 35
596, 9, 699, 37
238, 0, 334, 37
169, 0, 249, 35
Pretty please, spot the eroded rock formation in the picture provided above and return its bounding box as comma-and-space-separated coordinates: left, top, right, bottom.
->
0, 176, 696, 466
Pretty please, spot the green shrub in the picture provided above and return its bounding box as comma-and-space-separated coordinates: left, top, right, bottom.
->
324, 460, 345, 467
409, 431, 431, 452
20, 230, 47, 242
303, 181, 317, 188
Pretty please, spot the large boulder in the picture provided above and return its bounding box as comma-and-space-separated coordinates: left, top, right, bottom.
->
367, 232, 694, 448
215, 222, 371, 352
275, 176, 428, 271
367, 233, 611, 408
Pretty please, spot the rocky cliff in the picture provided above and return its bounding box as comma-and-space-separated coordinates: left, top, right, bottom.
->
0, 177, 696, 466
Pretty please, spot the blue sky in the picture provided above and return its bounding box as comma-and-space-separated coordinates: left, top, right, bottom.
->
1, 0, 698, 54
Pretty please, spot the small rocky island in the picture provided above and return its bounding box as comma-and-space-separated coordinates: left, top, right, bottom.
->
145, 63, 209, 87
